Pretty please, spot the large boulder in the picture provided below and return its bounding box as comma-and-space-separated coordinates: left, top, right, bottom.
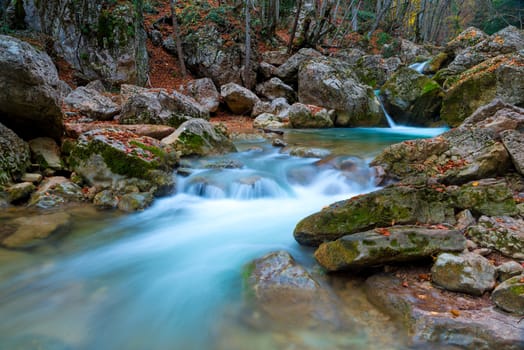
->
255, 77, 297, 103
68, 128, 177, 192
28, 137, 63, 170
119, 86, 209, 127
501, 129, 524, 175
288, 103, 334, 129
365, 272, 524, 349
182, 24, 257, 88
243, 250, 343, 329
0, 122, 30, 185
314, 226, 465, 271
441, 53, 524, 127
275, 48, 322, 83
161, 119, 236, 157
294, 179, 516, 246
467, 216, 524, 259
0, 35, 64, 140
16, 0, 148, 85
431, 252, 496, 296
491, 275, 524, 315
399, 39, 430, 63
445, 27, 488, 56
180, 78, 220, 113
380, 67, 444, 126
297, 56, 384, 127
220, 83, 260, 115
64, 86, 121, 120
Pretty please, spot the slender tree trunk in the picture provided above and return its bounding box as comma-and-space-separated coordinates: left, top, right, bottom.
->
287, 0, 303, 53
244, 0, 252, 88
170, 0, 186, 77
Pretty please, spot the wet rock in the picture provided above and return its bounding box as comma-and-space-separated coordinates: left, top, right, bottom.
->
431, 253, 496, 296
365, 272, 524, 349
0, 35, 64, 140
294, 179, 516, 247
256, 78, 296, 103
497, 261, 524, 282
272, 139, 287, 148
467, 216, 524, 259
64, 86, 120, 121
93, 189, 118, 209
315, 226, 465, 271
501, 130, 524, 175
117, 192, 153, 212
69, 128, 177, 191
243, 251, 344, 330
275, 48, 322, 83
491, 275, 524, 315
180, 78, 220, 113
161, 118, 236, 157
441, 53, 524, 127
297, 56, 384, 127
288, 103, 334, 129
0, 122, 30, 185
287, 147, 331, 159
1, 212, 71, 248
371, 128, 512, 185
6, 182, 36, 203
28, 176, 85, 209
425, 52, 451, 74
380, 67, 443, 126
28, 137, 63, 170
253, 113, 287, 130
221, 83, 261, 115
119, 85, 209, 127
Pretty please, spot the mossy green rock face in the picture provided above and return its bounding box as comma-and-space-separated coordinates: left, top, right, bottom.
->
294, 185, 456, 246
69, 128, 178, 188
380, 67, 444, 126
371, 127, 511, 185
491, 275, 524, 315
0, 123, 30, 185
441, 54, 524, 127
314, 226, 465, 271
467, 216, 524, 259
294, 179, 516, 247
297, 56, 385, 127
161, 119, 236, 157
431, 253, 496, 296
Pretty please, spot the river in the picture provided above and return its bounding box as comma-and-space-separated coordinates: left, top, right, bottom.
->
0, 126, 447, 350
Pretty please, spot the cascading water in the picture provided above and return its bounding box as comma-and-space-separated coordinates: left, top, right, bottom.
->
409, 60, 430, 74
0, 128, 448, 349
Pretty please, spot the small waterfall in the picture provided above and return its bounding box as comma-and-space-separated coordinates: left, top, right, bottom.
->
409, 60, 430, 74
374, 90, 397, 128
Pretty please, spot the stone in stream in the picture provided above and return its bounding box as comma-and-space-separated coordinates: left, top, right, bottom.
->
467, 216, 524, 259
314, 226, 465, 271
1, 212, 71, 249
117, 192, 154, 212
491, 275, 524, 315
28, 176, 85, 209
243, 250, 345, 330
253, 113, 287, 130
431, 252, 496, 296
288, 103, 334, 129
365, 271, 524, 349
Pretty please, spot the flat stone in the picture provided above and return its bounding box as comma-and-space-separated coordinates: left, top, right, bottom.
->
314, 226, 465, 271
20, 173, 43, 184
2, 212, 71, 248
431, 252, 496, 296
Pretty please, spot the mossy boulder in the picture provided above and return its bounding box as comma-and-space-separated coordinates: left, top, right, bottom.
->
161, 119, 236, 157
467, 216, 524, 259
294, 179, 516, 247
0, 122, 30, 185
288, 103, 334, 129
315, 226, 465, 271
441, 54, 524, 127
6, 182, 36, 204
491, 275, 524, 315
425, 52, 451, 74
119, 86, 209, 127
117, 192, 153, 212
297, 56, 385, 127
275, 48, 323, 83
431, 252, 496, 296
69, 128, 177, 191
380, 67, 444, 126
371, 127, 511, 185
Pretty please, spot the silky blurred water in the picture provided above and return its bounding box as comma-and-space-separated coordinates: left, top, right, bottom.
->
0, 127, 447, 350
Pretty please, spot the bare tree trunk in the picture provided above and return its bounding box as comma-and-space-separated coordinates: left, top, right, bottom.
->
244, 0, 252, 88
287, 0, 303, 53
170, 0, 186, 77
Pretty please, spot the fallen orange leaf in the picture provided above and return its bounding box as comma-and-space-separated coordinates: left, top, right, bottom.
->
450, 309, 460, 317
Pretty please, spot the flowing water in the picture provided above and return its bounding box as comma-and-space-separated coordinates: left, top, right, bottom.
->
0, 127, 447, 350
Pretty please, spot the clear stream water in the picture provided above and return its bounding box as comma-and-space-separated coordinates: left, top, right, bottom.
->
0, 127, 447, 350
